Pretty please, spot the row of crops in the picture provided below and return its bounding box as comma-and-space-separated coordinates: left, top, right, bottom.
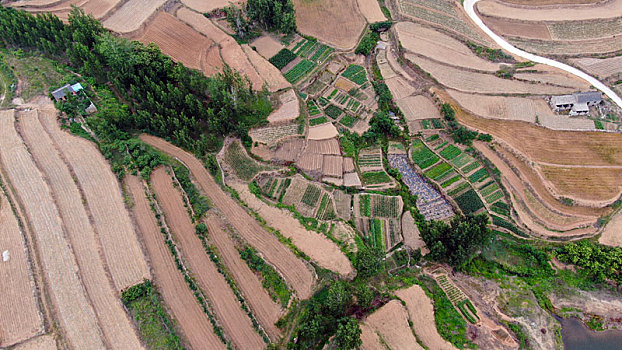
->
326, 88, 365, 114
284, 60, 317, 83
316, 193, 336, 220
341, 64, 368, 85
301, 184, 322, 207
260, 177, 292, 202
436, 273, 479, 324
292, 38, 334, 64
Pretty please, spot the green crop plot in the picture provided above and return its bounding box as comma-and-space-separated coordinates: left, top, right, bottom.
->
309, 116, 328, 126
425, 162, 452, 180
284, 60, 316, 83
269, 49, 297, 69
362, 171, 392, 184
455, 189, 484, 215
301, 185, 322, 207
412, 141, 439, 169
485, 190, 504, 204
324, 104, 343, 119
440, 145, 462, 160
461, 161, 481, 174
468, 168, 489, 183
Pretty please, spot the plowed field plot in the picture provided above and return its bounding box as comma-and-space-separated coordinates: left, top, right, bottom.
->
231, 181, 353, 276
356, 0, 386, 22
448, 89, 553, 123
242, 44, 290, 92
395, 22, 500, 72
293, 0, 366, 49
510, 35, 622, 56
141, 135, 315, 299
573, 56, 622, 79
252, 35, 284, 59
181, 0, 229, 12
103, 0, 167, 33
476, 0, 622, 21
249, 123, 299, 145
515, 70, 589, 90
482, 15, 551, 40
11, 334, 57, 350
540, 165, 622, 203
600, 211, 622, 247
136, 12, 211, 71
409, 55, 573, 95
19, 111, 143, 349
395, 285, 454, 350
0, 110, 104, 349
204, 213, 283, 340
40, 108, 149, 291
152, 168, 266, 349
267, 89, 300, 123
397, 95, 441, 130
0, 187, 42, 348
126, 175, 225, 350
365, 300, 423, 350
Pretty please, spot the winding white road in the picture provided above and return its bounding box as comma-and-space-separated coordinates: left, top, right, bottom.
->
463, 0, 622, 110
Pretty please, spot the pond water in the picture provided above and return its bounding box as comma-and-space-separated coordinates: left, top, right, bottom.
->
558, 316, 622, 350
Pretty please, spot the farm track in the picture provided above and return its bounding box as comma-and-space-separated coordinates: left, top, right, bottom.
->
151, 167, 266, 350
18, 110, 144, 350
38, 106, 150, 291
12, 334, 58, 350
0, 109, 105, 349
0, 178, 43, 347
141, 135, 315, 299
204, 212, 283, 341
125, 174, 225, 349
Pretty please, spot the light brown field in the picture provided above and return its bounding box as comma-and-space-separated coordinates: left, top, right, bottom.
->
476, 0, 622, 21
125, 175, 225, 350
79, 0, 121, 18
365, 300, 423, 350
267, 89, 299, 123
308, 122, 339, 140
249, 123, 300, 145
411, 55, 573, 95
0, 185, 42, 347
539, 165, 622, 203
103, 0, 167, 33
385, 76, 416, 100
395, 285, 454, 350
514, 70, 590, 90
395, 22, 501, 72
39, 107, 150, 291
401, 211, 427, 252
12, 0, 87, 21
180, 0, 231, 13
572, 56, 622, 79
498, 0, 605, 4
0, 110, 104, 349
137, 12, 211, 71
242, 44, 290, 92
204, 213, 282, 340
176, 7, 230, 43
481, 15, 551, 39
447, 89, 553, 123
360, 323, 384, 350
19, 111, 144, 349
10, 0, 68, 6
293, 0, 366, 50
220, 39, 267, 91
251, 35, 285, 59
510, 35, 622, 56
141, 135, 315, 299
323, 155, 344, 177
600, 210, 622, 247
538, 114, 596, 131
152, 168, 265, 349
397, 94, 440, 132
306, 139, 340, 155
335, 77, 357, 92
274, 137, 305, 162
230, 181, 353, 275
356, 0, 387, 22
11, 334, 57, 350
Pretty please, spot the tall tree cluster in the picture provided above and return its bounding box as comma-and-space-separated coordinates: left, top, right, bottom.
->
246, 0, 296, 34
0, 6, 272, 154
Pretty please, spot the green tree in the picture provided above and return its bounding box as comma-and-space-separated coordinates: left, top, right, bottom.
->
326, 281, 352, 316
355, 246, 384, 277
334, 317, 362, 350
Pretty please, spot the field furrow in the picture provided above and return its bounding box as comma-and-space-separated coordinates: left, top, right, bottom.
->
0, 109, 105, 349
12, 334, 57, 350
125, 175, 225, 349
0, 179, 42, 347
205, 213, 283, 340
151, 167, 266, 350
141, 135, 315, 299
18, 111, 144, 350
38, 108, 150, 291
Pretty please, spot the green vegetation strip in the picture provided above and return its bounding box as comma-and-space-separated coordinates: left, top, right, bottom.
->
360, 194, 371, 217
439, 145, 462, 160
362, 171, 392, 184
239, 245, 291, 307
425, 162, 452, 180
309, 116, 328, 126
461, 161, 480, 174
284, 60, 316, 83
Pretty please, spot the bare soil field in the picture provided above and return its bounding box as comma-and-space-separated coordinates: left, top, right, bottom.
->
538, 114, 596, 131
242, 44, 290, 92
19, 111, 144, 349
220, 39, 266, 91
600, 210, 622, 247
323, 155, 344, 177
181, 0, 232, 12
11, 335, 57, 350
293, 0, 366, 50
397, 94, 441, 130
0, 187, 42, 348
204, 213, 282, 340
395, 22, 501, 72
401, 211, 427, 252
251, 36, 285, 59
306, 139, 340, 155
274, 138, 305, 163
10, 0, 68, 6
481, 15, 551, 39
514, 71, 590, 90
498, 0, 605, 4
510, 35, 622, 56
447, 89, 553, 123
141, 135, 315, 299
410, 55, 573, 95
0, 110, 104, 349
152, 167, 265, 350
176, 7, 231, 43
385, 76, 416, 100
395, 285, 454, 350
79, 0, 121, 18
39, 107, 150, 291
539, 165, 622, 203
12, 0, 87, 21
356, 0, 386, 22
250, 123, 300, 145
308, 122, 338, 140
360, 323, 384, 350
476, 0, 622, 21
267, 89, 299, 123
136, 12, 210, 71
103, 0, 167, 33
436, 89, 622, 167
572, 56, 622, 79
125, 175, 225, 350
230, 181, 353, 276
365, 300, 423, 350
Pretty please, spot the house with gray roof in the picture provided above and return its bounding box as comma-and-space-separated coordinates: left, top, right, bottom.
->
550, 91, 602, 116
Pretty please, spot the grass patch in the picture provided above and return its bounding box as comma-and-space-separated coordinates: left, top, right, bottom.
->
362, 171, 392, 184
224, 141, 268, 181
5, 51, 72, 101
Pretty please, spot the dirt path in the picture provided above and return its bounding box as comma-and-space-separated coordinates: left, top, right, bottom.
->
38, 106, 150, 291
0, 180, 43, 347
204, 213, 283, 340
229, 180, 353, 276
364, 300, 424, 350
18, 110, 144, 349
125, 175, 225, 349
395, 285, 456, 350
151, 167, 266, 350
0, 109, 105, 349
141, 135, 315, 299
12, 334, 58, 350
